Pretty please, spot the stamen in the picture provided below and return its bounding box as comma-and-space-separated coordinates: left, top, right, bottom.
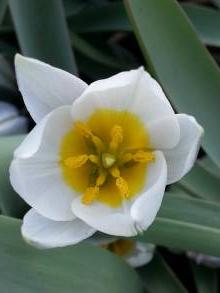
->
109, 166, 121, 178
119, 153, 133, 165
82, 186, 99, 205
133, 150, 155, 163
116, 177, 129, 199
91, 135, 105, 152
96, 169, 107, 186
88, 154, 99, 164
64, 154, 88, 168
110, 125, 123, 151
109, 166, 129, 199
75, 121, 92, 138
75, 121, 105, 152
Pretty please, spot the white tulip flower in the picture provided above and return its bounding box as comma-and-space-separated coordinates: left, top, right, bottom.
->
0, 101, 28, 136
88, 236, 155, 268
10, 54, 203, 249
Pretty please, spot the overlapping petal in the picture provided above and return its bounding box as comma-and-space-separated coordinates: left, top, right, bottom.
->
22, 208, 95, 249
71, 68, 180, 149
164, 114, 203, 184
15, 54, 87, 122
10, 106, 77, 221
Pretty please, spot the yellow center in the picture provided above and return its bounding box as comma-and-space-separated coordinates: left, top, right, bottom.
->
59, 109, 155, 207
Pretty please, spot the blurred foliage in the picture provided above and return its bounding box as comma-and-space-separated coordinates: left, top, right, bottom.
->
0, 0, 220, 292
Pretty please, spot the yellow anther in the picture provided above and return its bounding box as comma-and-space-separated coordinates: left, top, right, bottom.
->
109, 166, 121, 178
75, 121, 105, 152
82, 186, 99, 205
64, 155, 88, 168
88, 154, 99, 164
92, 135, 105, 152
110, 125, 123, 151
96, 170, 107, 186
102, 153, 116, 168
116, 177, 129, 199
133, 150, 155, 163
119, 153, 133, 165
75, 121, 92, 138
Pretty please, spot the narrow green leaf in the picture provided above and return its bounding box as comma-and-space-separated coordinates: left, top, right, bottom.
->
0, 0, 7, 24
213, 0, 220, 8
63, 0, 86, 18
182, 3, 220, 47
191, 262, 218, 293
9, 0, 77, 74
0, 135, 29, 217
198, 156, 220, 180
71, 33, 127, 70
138, 253, 187, 293
139, 193, 220, 256
179, 163, 220, 203
124, 0, 220, 167
68, 2, 131, 33
0, 215, 143, 293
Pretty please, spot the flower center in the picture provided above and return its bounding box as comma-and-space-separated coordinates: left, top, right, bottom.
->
60, 109, 155, 207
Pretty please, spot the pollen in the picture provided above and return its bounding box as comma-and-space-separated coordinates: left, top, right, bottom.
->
60, 109, 155, 207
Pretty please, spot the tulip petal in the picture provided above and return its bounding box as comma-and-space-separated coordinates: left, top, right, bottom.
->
72, 151, 166, 236
126, 242, 155, 268
164, 114, 203, 184
15, 54, 87, 122
130, 151, 167, 232
72, 67, 179, 149
10, 106, 77, 221
22, 208, 96, 249
72, 199, 137, 237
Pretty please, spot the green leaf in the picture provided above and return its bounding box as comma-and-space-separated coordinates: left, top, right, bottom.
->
124, 0, 220, 167
139, 193, 220, 256
0, 135, 29, 217
8, 0, 77, 74
138, 253, 187, 293
68, 2, 131, 33
182, 3, 220, 47
71, 33, 128, 70
0, 215, 143, 293
198, 156, 220, 180
0, 0, 7, 24
191, 262, 218, 293
179, 163, 220, 203
213, 0, 220, 8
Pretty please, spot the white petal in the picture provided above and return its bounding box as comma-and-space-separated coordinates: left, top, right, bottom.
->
126, 242, 155, 268
10, 106, 77, 221
15, 54, 87, 122
72, 198, 137, 237
22, 208, 96, 249
147, 115, 180, 150
72, 151, 167, 236
130, 151, 167, 232
71, 67, 179, 149
164, 114, 203, 184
